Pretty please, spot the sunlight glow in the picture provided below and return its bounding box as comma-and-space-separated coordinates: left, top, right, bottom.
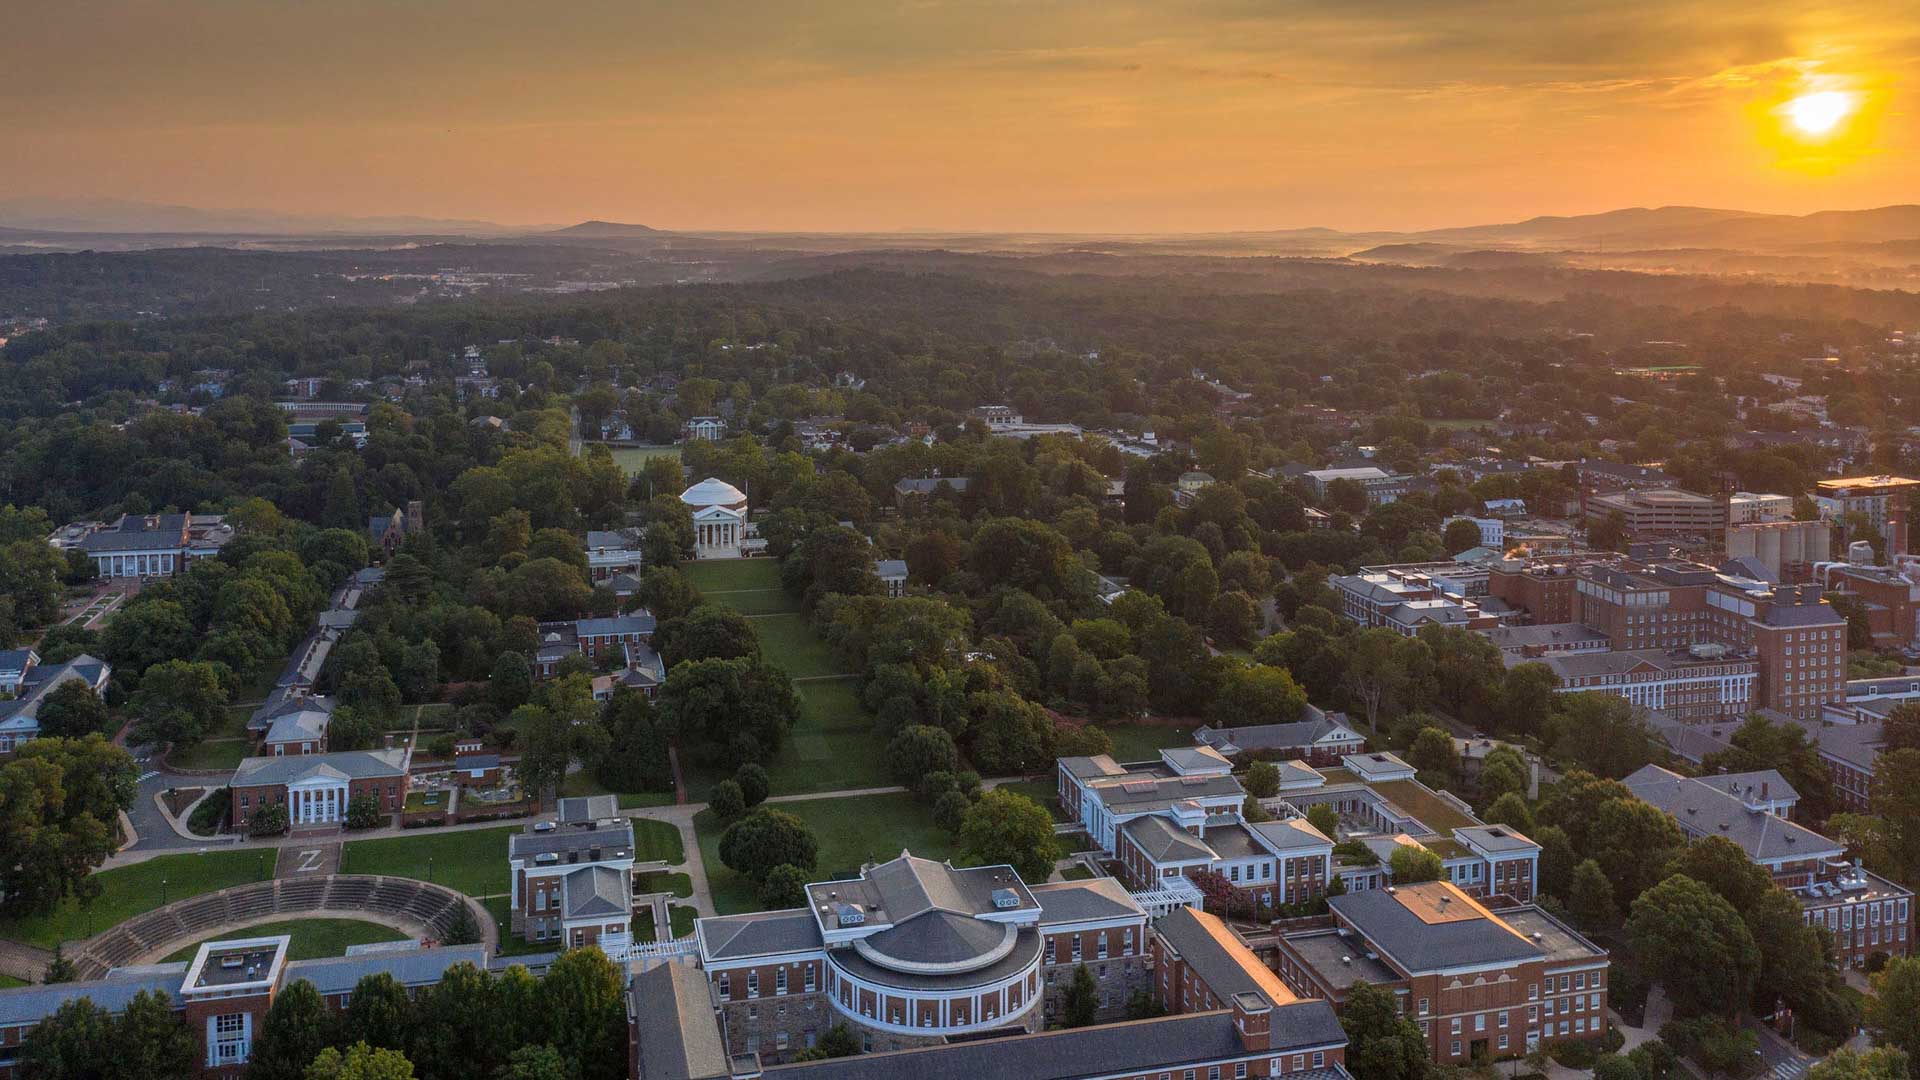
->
1784, 90, 1856, 136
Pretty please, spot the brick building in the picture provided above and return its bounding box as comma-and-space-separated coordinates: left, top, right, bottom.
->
228, 749, 407, 829
1541, 647, 1758, 721
1193, 713, 1366, 767
1624, 765, 1913, 967
507, 796, 637, 947
1274, 882, 1608, 1065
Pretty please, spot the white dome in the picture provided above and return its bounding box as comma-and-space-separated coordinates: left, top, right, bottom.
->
680, 477, 747, 509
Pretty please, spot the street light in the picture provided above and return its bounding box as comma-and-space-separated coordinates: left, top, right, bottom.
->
160, 878, 168, 905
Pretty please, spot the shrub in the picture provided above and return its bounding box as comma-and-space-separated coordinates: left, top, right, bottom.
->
188, 788, 230, 835
345, 793, 384, 830
709, 780, 746, 823
248, 804, 288, 838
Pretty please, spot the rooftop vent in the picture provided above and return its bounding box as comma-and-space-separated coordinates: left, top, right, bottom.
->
832, 902, 866, 927
990, 888, 1021, 910
1531, 932, 1544, 942
1341, 956, 1352, 966
534, 852, 559, 865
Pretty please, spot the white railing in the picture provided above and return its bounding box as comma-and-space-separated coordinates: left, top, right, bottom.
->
1130, 876, 1203, 918
609, 933, 699, 969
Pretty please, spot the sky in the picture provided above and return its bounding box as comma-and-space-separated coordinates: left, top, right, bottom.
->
4, 0, 1916, 233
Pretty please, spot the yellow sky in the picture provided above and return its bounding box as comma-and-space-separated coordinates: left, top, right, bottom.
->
3, 0, 1914, 232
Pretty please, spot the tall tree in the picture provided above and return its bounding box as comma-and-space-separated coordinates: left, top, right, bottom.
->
341, 972, 413, 1051
959, 789, 1060, 884
113, 988, 199, 1079
305, 1042, 417, 1080
1061, 965, 1098, 1028
1340, 981, 1431, 1080
535, 948, 628, 1080
19, 997, 114, 1079
718, 810, 819, 883
1628, 875, 1760, 1019
1869, 956, 1920, 1058
249, 979, 337, 1080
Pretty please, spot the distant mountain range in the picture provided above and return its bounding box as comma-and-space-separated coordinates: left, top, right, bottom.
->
543, 220, 662, 239
0, 197, 528, 236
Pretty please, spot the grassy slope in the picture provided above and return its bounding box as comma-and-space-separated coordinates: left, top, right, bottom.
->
162, 918, 407, 962
0, 850, 268, 949
694, 793, 956, 915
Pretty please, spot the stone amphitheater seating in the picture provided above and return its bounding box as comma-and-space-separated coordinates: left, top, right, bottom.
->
71, 875, 479, 980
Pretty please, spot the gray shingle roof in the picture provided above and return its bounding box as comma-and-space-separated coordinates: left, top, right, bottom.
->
1120, 815, 1215, 864
1249, 818, 1335, 852
1193, 715, 1361, 755
1331, 884, 1542, 974
697, 909, 824, 962
286, 944, 488, 996
1029, 878, 1144, 925
563, 865, 628, 918
862, 909, 1012, 966
631, 962, 732, 1080
229, 749, 407, 788
0, 968, 183, 1027
1622, 765, 1842, 863
264, 709, 329, 745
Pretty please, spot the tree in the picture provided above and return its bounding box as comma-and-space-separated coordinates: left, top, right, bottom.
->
959, 789, 1058, 884
250, 803, 289, 838
964, 689, 1057, 775
19, 996, 114, 1079
98, 599, 195, 679
1406, 726, 1459, 778
41, 942, 76, 984
305, 1042, 416, 1080
113, 988, 199, 1079
129, 658, 229, 746
1340, 981, 1431, 1080
1062, 965, 1098, 1028
32, 681, 109, 739
495, 1045, 570, 1080
1664, 836, 1773, 916
1568, 859, 1617, 927
1496, 662, 1559, 738
408, 963, 511, 1080
536, 947, 628, 1080
1583, 794, 1686, 906
597, 688, 671, 795
816, 1024, 859, 1058
654, 607, 759, 667
346, 793, 383, 830
1387, 844, 1443, 884
1244, 760, 1281, 799
249, 979, 337, 1080
1207, 663, 1307, 728
1629, 875, 1760, 1019
488, 651, 532, 710
1547, 692, 1656, 778
733, 762, 769, 808
709, 779, 746, 823
1592, 1057, 1641, 1080
888, 726, 959, 793
1442, 517, 1484, 555
1870, 956, 1920, 1057
0, 735, 138, 915
1807, 1047, 1912, 1080
342, 972, 413, 1051
657, 657, 799, 768
1873, 748, 1920, 884
1483, 792, 1534, 833
1207, 590, 1260, 648
1307, 803, 1340, 838
759, 863, 809, 908
719, 810, 819, 883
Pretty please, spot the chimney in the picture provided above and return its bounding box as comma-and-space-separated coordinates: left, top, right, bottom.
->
1761, 781, 1769, 800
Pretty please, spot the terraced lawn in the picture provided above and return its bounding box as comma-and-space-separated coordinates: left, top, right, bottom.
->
0, 850, 268, 949
695, 792, 958, 915
749, 614, 847, 678
163, 918, 408, 962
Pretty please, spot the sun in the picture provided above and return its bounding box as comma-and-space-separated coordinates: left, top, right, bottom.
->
1783, 90, 1857, 136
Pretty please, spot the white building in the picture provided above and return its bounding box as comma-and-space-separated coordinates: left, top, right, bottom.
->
680, 477, 749, 559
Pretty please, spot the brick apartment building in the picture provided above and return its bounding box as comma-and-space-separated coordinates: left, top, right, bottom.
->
1486, 559, 1582, 625
1542, 647, 1758, 721
1624, 766, 1912, 967
1274, 882, 1609, 1065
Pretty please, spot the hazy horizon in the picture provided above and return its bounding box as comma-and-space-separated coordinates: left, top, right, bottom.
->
5, 0, 1915, 234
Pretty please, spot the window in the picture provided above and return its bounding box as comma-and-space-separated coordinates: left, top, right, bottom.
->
1450, 1041, 1461, 1057
747, 971, 759, 998
1098, 933, 1109, 960
776, 968, 787, 995
1292, 1055, 1306, 1071
1498, 1010, 1509, 1028
1450, 1018, 1461, 1036
1498, 1035, 1509, 1051
1475, 1014, 1486, 1032
1418, 997, 1429, 1015
1235, 1065, 1248, 1079
1045, 939, 1056, 964
1312, 1052, 1324, 1069
212, 1014, 249, 1065
718, 973, 730, 997
1072, 938, 1083, 961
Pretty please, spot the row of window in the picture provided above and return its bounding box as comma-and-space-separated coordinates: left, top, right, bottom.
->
718, 965, 819, 998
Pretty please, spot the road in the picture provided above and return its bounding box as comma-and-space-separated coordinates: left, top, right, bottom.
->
1747, 1019, 1815, 1080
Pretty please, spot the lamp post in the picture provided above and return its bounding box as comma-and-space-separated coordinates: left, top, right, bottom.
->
160, 878, 168, 906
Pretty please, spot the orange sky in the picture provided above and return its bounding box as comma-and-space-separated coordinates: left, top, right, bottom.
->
4, 0, 1915, 232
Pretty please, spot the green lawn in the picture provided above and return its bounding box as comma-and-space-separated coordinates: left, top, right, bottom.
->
1058, 865, 1095, 882
0, 850, 268, 949
0, 975, 25, 989
635, 871, 693, 899
560, 771, 675, 810
167, 737, 251, 771
993, 779, 1063, 818
482, 896, 557, 957
1100, 722, 1194, 763
636, 903, 699, 944
340, 826, 519, 898
630, 819, 686, 864
683, 560, 783, 593
695, 792, 958, 915
759, 680, 889, 796
601, 445, 682, 475
704, 587, 799, 616
750, 614, 848, 678
162, 918, 407, 963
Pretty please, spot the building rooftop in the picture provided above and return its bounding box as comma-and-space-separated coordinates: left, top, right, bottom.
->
1158, 906, 1297, 1008
1330, 882, 1542, 975
1281, 928, 1400, 990
1120, 815, 1216, 864
287, 944, 488, 996
1192, 714, 1362, 755
1028, 878, 1145, 925
229, 748, 407, 788
631, 962, 733, 1080
1622, 765, 1842, 864
697, 909, 825, 962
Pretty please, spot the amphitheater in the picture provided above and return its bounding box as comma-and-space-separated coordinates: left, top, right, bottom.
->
69, 874, 492, 979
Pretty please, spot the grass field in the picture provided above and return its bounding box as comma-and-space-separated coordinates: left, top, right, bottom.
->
162, 918, 407, 962
340, 826, 519, 897
749, 614, 848, 678
598, 445, 682, 475
0, 975, 24, 989
167, 705, 257, 770
635, 903, 699, 943
630, 819, 686, 863
635, 871, 693, 899
992, 779, 1063, 817
1058, 865, 1095, 881
1100, 722, 1195, 763
560, 772, 676, 810
683, 561, 799, 616
0, 850, 268, 949
695, 792, 958, 915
